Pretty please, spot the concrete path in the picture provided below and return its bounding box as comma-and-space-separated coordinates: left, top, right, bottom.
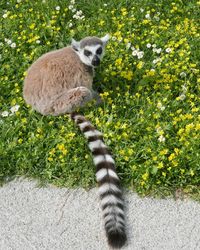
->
0, 179, 200, 250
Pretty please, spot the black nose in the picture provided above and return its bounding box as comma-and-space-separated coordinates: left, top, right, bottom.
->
92, 56, 100, 66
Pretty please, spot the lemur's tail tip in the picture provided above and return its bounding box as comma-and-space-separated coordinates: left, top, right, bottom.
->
108, 231, 127, 249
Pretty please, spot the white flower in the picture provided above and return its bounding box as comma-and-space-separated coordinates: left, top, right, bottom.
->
166, 48, 172, 53
154, 16, 160, 21
152, 48, 157, 53
156, 127, 162, 133
137, 51, 144, 59
157, 102, 165, 111
69, 23, 73, 28
70, 0, 75, 4
55, 6, 60, 11
179, 94, 186, 100
180, 72, 186, 78
156, 48, 162, 54
153, 59, 158, 64
153, 58, 162, 64
10, 105, 20, 113
145, 13, 151, 19
152, 44, 157, 48
36, 40, 41, 44
140, 8, 144, 13
126, 43, 131, 49
72, 8, 77, 13
17, 0, 21, 2
146, 43, 151, 48
1, 111, 9, 117
157, 102, 162, 108
6, 39, 12, 45
131, 46, 135, 50
3, 13, 8, 18
158, 135, 166, 142
181, 84, 187, 92
104, 3, 108, 6
68, 5, 73, 10
11, 42, 16, 48
132, 50, 138, 56
77, 10, 83, 15
160, 106, 165, 111
153, 48, 162, 54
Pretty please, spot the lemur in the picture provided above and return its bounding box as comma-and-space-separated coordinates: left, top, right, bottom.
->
23, 35, 127, 248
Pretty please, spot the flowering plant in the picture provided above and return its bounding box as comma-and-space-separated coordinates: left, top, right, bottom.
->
0, 0, 199, 198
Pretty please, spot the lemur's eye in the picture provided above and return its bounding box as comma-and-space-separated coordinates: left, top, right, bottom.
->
84, 49, 92, 57
96, 47, 102, 55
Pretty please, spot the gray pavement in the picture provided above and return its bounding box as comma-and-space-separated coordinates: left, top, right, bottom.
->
0, 179, 200, 250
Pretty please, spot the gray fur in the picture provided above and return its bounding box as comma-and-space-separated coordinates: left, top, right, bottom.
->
80, 37, 103, 48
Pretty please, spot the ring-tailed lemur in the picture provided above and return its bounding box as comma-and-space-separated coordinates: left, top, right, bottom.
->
23, 35, 127, 248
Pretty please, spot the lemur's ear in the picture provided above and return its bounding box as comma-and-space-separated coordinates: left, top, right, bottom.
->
71, 38, 80, 51
101, 34, 110, 46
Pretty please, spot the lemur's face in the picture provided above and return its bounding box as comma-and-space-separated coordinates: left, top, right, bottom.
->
71, 34, 110, 68
80, 44, 103, 67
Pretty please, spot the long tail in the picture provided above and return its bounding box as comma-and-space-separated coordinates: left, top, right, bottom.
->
71, 112, 127, 248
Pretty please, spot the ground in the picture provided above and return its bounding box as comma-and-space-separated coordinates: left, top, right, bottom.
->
0, 179, 200, 250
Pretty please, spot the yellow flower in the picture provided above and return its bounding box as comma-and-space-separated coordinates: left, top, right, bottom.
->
128, 149, 134, 155
168, 153, 175, 161
21, 118, 27, 124
29, 23, 35, 29
142, 172, 149, 181
174, 148, 180, 155
18, 138, 23, 144
172, 160, 178, 167
185, 123, 194, 133
100, 92, 109, 98
99, 20, 105, 26
153, 156, 157, 161
115, 58, 123, 66
49, 148, 55, 156
146, 69, 155, 77
160, 149, 168, 155
158, 162, 164, 169
137, 61, 144, 69
190, 170, 195, 176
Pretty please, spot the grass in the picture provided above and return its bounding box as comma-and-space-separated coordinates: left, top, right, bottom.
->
0, 0, 200, 199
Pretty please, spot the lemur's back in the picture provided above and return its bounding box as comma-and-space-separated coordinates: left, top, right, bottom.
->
23, 47, 93, 114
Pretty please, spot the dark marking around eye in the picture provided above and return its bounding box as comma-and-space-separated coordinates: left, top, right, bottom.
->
96, 47, 102, 55
84, 49, 92, 57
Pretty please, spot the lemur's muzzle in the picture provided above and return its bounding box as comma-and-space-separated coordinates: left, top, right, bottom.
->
92, 56, 100, 66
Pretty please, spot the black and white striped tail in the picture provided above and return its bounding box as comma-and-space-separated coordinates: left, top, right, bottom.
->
71, 112, 127, 248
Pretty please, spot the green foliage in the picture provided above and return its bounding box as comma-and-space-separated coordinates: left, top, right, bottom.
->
0, 0, 200, 198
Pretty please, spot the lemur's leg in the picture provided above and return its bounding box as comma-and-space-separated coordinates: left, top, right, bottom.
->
38, 87, 93, 116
